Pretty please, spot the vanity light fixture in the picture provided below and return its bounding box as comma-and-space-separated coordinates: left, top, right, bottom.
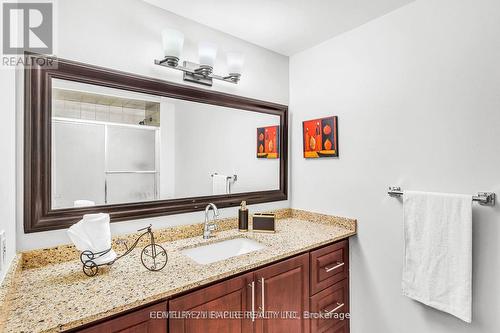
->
155, 28, 244, 86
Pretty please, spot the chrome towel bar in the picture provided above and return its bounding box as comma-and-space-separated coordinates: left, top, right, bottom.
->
388, 186, 496, 206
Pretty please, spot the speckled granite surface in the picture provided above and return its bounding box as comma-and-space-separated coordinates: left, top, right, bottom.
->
0, 210, 356, 333
0, 254, 22, 331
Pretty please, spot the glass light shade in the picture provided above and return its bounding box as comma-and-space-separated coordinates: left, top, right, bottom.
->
198, 42, 217, 67
162, 28, 184, 58
226, 52, 245, 75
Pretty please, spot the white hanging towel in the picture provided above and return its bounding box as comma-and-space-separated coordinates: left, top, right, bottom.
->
212, 174, 228, 195
402, 191, 472, 322
67, 213, 117, 265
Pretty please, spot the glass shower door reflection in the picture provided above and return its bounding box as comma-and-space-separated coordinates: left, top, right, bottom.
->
105, 125, 158, 204
52, 121, 106, 209
105, 173, 157, 204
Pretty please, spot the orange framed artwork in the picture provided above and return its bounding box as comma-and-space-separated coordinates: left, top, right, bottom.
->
257, 125, 279, 159
302, 116, 338, 158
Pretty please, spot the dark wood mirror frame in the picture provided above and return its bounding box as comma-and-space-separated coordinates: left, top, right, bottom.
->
24, 53, 288, 233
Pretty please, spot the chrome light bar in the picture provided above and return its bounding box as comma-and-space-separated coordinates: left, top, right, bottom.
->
154, 59, 240, 87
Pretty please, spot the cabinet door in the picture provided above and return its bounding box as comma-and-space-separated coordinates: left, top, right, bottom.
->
76, 302, 167, 333
169, 272, 254, 333
254, 253, 310, 333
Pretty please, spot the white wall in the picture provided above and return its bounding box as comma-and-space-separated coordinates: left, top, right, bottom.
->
16, 0, 289, 250
0, 67, 17, 282
290, 0, 500, 332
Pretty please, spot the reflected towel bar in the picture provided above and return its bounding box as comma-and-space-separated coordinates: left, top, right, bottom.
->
211, 173, 238, 182
388, 186, 496, 206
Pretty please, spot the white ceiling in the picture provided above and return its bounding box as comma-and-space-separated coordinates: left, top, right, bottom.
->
143, 0, 413, 56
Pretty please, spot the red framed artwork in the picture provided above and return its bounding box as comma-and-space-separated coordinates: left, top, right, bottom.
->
302, 116, 338, 158
257, 125, 280, 159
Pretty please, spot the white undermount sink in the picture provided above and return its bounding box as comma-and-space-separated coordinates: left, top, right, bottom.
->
181, 238, 266, 265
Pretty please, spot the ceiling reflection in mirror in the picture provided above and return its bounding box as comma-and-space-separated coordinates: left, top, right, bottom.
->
51, 78, 280, 209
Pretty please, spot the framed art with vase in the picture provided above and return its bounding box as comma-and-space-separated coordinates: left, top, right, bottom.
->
257, 125, 280, 159
302, 116, 338, 158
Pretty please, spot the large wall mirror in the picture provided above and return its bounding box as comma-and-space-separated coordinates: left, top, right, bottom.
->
25, 54, 287, 232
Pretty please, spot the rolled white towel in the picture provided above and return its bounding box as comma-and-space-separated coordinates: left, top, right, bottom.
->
67, 213, 117, 265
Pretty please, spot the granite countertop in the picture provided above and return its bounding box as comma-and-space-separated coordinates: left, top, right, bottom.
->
0, 209, 356, 333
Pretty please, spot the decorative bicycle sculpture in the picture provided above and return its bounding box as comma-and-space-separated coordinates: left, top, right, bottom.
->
80, 225, 167, 277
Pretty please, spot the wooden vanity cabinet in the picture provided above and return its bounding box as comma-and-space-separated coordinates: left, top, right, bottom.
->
73, 239, 349, 333
169, 254, 310, 333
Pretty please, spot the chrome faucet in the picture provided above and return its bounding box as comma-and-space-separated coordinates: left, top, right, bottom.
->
203, 203, 219, 239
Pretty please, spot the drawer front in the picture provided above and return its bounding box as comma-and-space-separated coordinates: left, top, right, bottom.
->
322, 320, 348, 333
310, 239, 348, 295
310, 279, 349, 333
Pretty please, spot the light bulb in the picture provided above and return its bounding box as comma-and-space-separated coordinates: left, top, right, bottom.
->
226, 52, 244, 75
162, 28, 184, 59
198, 42, 217, 67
